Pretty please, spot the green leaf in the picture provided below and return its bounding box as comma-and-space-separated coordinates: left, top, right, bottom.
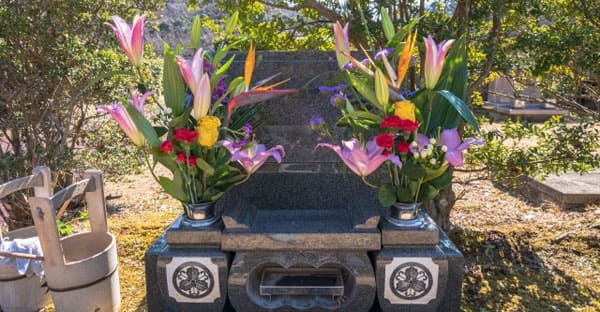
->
375, 69, 389, 108
423, 164, 449, 182
347, 72, 383, 111
168, 109, 191, 128
429, 171, 453, 190
196, 157, 215, 175
163, 44, 186, 116
388, 17, 421, 48
419, 183, 440, 201
378, 183, 397, 207
123, 101, 159, 148
400, 160, 426, 179
224, 11, 239, 39
437, 90, 479, 132
211, 55, 235, 88
381, 9, 395, 41
345, 111, 384, 123
153, 126, 168, 138
158, 176, 188, 202
190, 15, 202, 49
396, 187, 414, 202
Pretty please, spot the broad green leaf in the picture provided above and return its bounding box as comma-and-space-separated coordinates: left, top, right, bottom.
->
400, 160, 426, 179
378, 183, 397, 207
168, 109, 191, 128
381, 9, 395, 41
163, 44, 186, 116
396, 187, 413, 202
123, 102, 159, 148
437, 90, 479, 132
429, 171, 453, 190
158, 176, 188, 202
347, 72, 383, 111
210, 55, 236, 88
196, 157, 215, 175
419, 183, 439, 201
190, 15, 202, 49
153, 126, 168, 138
345, 111, 384, 123
375, 69, 389, 108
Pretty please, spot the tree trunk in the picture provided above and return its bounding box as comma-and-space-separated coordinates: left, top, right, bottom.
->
423, 186, 456, 233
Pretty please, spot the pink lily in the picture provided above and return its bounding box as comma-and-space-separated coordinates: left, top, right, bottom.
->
423, 35, 454, 89
98, 90, 152, 146
220, 140, 285, 174
175, 49, 205, 96
439, 128, 484, 167
333, 21, 351, 69
106, 15, 145, 66
316, 138, 389, 177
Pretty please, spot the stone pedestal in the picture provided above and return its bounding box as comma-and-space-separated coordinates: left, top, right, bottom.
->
145, 215, 229, 312
376, 211, 463, 312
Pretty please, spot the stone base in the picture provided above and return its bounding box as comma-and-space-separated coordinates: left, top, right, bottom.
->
375, 230, 463, 312
228, 251, 376, 311
145, 233, 230, 312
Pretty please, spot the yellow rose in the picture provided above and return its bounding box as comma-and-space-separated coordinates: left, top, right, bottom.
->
197, 116, 221, 147
393, 100, 416, 122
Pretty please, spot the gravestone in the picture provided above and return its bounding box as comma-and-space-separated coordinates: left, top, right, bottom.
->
145, 51, 464, 311
526, 170, 600, 208
484, 77, 568, 121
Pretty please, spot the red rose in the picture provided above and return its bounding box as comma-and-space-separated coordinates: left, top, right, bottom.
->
174, 128, 198, 143
380, 115, 401, 129
159, 140, 173, 152
376, 133, 394, 148
176, 151, 186, 163
397, 141, 411, 153
399, 119, 419, 132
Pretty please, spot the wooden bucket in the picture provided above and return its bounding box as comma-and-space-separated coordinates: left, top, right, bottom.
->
29, 170, 120, 312
0, 167, 53, 312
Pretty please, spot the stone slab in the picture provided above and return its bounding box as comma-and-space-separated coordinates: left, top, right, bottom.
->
375, 229, 463, 312
166, 214, 223, 247
222, 208, 381, 251
526, 170, 600, 208
228, 251, 376, 311
482, 102, 568, 122
379, 210, 440, 246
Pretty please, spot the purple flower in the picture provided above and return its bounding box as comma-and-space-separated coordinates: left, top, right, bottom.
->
310, 116, 325, 128
220, 140, 285, 174
212, 76, 228, 103
438, 128, 484, 167
203, 59, 215, 75
343, 58, 369, 70
315, 138, 390, 177
318, 84, 346, 94
375, 48, 394, 60
330, 92, 347, 106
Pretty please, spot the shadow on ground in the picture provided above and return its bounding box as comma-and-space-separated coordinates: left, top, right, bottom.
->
452, 228, 599, 311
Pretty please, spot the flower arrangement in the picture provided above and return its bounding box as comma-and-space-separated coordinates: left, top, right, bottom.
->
100, 13, 295, 209
314, 13, 482, 207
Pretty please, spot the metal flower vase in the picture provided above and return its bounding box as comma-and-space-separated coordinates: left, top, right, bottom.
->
182, 202, 219, 227
386, 202, 425, 227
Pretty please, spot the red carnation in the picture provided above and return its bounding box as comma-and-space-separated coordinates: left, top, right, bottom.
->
380, 115, 402, 129
187, 155, 198, 167
397, 141, 411, 154
382, 149, 391, 156
174, 128, 198, 143
376, 133, 394, 148
159, 140, 173, 152
176, 151, 186, 163
399, 119, 419, 132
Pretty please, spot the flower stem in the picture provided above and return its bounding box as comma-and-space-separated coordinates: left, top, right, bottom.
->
361, 176, 379, 189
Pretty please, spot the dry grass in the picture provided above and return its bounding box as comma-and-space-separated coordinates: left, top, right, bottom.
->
40, 170, 599, 311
